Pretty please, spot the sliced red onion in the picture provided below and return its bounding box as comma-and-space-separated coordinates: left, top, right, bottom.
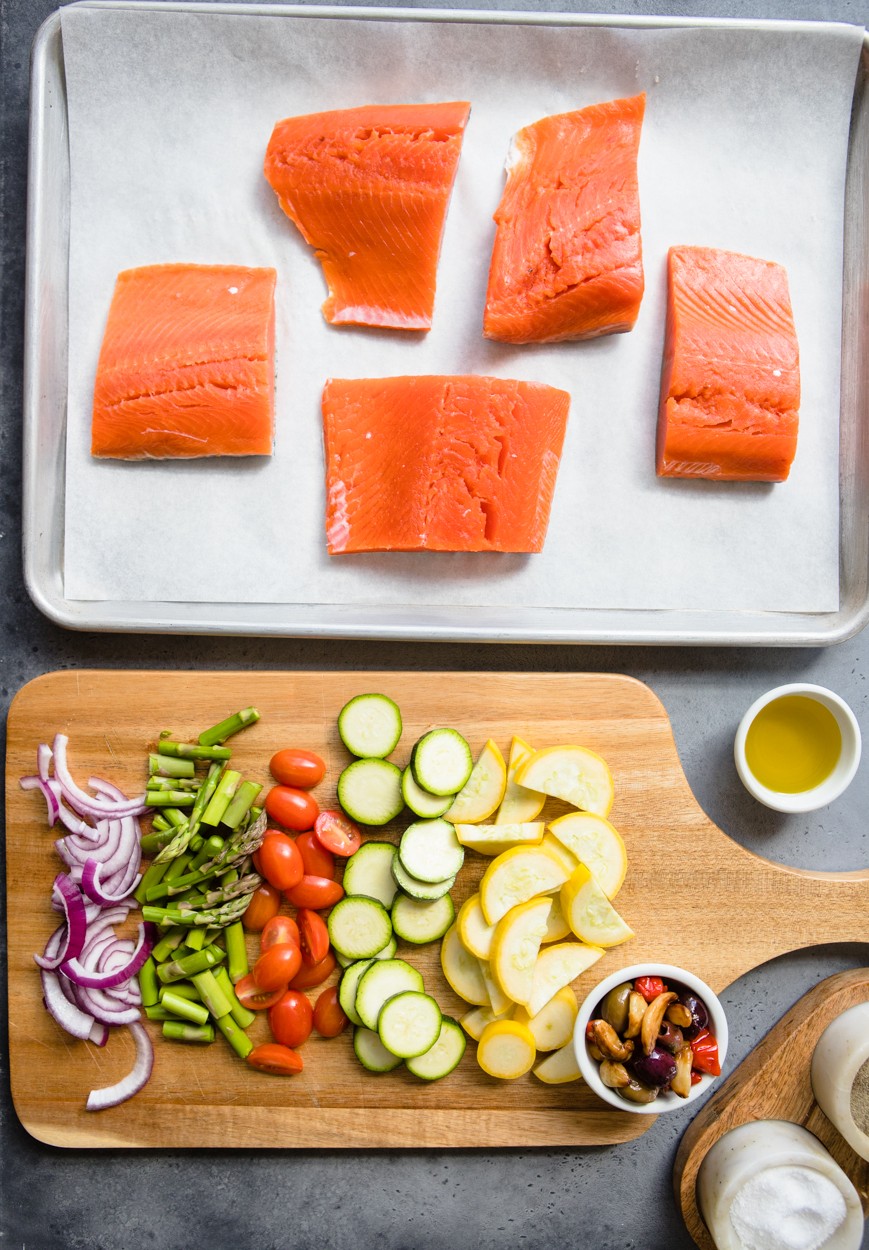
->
89, 1021, 109, 1047
72, 983, 141, 1026
81, 857, 139, 906
34, 876, 88, 970
86, 1022, 153, 1112
61, 922, 155, 988
20, 773, 61, 825
40, 964, 96, 1040
52, 734, 147, 818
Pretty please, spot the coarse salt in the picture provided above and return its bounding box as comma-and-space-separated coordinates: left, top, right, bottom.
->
729, 1165, 847, 1250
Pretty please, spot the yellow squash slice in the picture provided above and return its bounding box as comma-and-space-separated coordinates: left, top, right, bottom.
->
515, 745, 614, 818
561, 864, 635, 949
542, 891, 571, 944
514, 985, 578, 1052
479, 845, 570, 926
547, 811, 627, 900
455, 822, 545, 857
540, 832, 579, 876
533, 1040, 582, 1084
440, 923, 489, 1005
476, 1019, 537, 1079
443, 740, 506, 824
480, 958, 513, 1016
460, 1004, 513, 1041
525, 940, 605, 1017
456, 893, 496, 960
490, 897, 552, 1005
494, 737, 546, 824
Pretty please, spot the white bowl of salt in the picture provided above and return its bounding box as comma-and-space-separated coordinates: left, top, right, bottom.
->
696, 1119, 863, 1250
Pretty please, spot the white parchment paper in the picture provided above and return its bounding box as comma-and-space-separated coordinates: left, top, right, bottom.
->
60, 6, 864, 610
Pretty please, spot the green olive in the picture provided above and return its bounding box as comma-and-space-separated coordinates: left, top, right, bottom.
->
618, 1078, 660, 1105
601, 982, 632, 1034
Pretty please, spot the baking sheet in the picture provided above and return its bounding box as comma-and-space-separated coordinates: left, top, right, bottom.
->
57, 6, 863, 612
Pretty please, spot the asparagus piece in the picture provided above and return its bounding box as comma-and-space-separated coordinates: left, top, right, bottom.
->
143, 893, 253, 930
163, 807, 189, 827
195, 873, 261, 909
163, 1021, 215, 1045
151, 926, 187, 962
148, 753, 196, 780
215, 1013, 253, 1060
190, 835, 224, 872
224, 921, 249, 984
200, 769, 241, 827
183, 926, 208, 952
198, 707, 260, 748
164, 852, 193, 882
150, 814, 172, 833
192, 969, 233, 1019
138, 957, 160, 1007
161, 989, 210, 1026
221, 781, 263, 832
187, 761, 224, 836
153, 821, 194, 866
159, 981, 198, 1000
134, 858, 170, 905
214, 967, 256, 1030
158, 741, 233, 762
139, 827, 178, 855
156, 944, 226, 984
145, 791, 195, 807
146, 776, 200, 793
145, 1005, 185, 1021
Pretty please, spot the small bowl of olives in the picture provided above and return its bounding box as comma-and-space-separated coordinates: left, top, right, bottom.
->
574, 963, 728, 1115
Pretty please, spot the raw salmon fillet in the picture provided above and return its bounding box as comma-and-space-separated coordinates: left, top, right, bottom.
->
483, 95, 645, 344
91, 264, 276, 460
322, 376, 570, 554
657, 247, 800, 482
263, 102, 471, 331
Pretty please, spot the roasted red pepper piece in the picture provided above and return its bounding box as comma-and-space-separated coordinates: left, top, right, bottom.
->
634, 975, 666, 1003
689, 1028, 721, 1076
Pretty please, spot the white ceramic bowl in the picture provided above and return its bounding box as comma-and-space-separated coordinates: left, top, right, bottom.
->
811, 1001, 869, 1162
733, 683, 861, 814
574, 963, 728, 1115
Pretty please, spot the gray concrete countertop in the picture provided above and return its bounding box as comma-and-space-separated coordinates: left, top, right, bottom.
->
2, 1, 868, 1246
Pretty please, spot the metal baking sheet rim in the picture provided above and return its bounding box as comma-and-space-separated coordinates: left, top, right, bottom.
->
21, 2, 869, 646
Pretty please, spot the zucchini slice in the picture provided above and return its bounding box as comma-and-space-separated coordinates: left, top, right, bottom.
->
378, 991, 443, 1059
338, 693, 402, 759
391, 855, 456, 901
398, 818, 464, 884
337, 935, 398, 969
354, 958, 424, 1031
391, 893, 456, 945
343, 841, 399, 908
327, 896, 393, 960
338, 959, 374, 1026
337, 758, 404, 826
401, 766, 454, 819
411, 729, 473, 797
406, 1016, 466, 1080
353, 1026, 403, 1073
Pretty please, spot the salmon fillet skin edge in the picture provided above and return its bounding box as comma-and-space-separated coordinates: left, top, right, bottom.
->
483, 95, 645, 344
322, 375, 571, 554
91, 264, 276, 460
657, 247, 800, 482
263, 102, 471, 332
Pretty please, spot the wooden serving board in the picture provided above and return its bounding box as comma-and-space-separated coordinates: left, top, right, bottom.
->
674, 969, 869, 1250
7, 671, 869, 1150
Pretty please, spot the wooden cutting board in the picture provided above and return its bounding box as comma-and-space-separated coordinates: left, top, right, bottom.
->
7, 670, 869, 1150
674, 969, 869, 1249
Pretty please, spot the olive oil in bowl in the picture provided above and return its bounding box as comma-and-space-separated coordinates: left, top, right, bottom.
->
734, 684, 861, 813
744, 695, 842, 794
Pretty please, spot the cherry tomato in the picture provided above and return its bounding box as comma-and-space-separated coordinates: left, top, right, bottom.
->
253, 827, 287, 874
297, 908, 330, 966
235, 973, 285, 1011
253, 942, 303, 991
268, 989, 314, 1048
270, 748, 326, 790
246, 1042, 304, 1075
242, 881, 281, 931
265, 785, 320, 832
288, 951, 336, 990
313, 986, 349, 1038
314, 810, 362, 858
260, 914, 300, 952
258, 833, 305, 891
284, 875, 344, 910
295, 830, 336, 879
